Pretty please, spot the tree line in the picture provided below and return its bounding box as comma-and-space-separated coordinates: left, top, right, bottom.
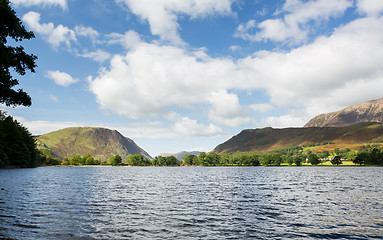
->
39, 145, 382, 167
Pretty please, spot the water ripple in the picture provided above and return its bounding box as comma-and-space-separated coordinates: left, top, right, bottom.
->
0, 166, 382, 239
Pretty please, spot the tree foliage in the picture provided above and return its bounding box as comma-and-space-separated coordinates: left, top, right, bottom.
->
127, 154, 151, 166
1, 0, 37, 107
108, 155, 122, 166
330, 155, 342, 166
308, 153, 320, 165
0, 111, 39, 167
262, 153, 282, 166
353, 145, 383, 166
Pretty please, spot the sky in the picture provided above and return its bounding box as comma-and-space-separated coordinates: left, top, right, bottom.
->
3, 0, 383, 157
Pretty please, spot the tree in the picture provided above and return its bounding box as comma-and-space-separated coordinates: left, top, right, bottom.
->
293, 155, 303, 166
83, 154, 96, 165
0, 111, 39, 168
198, 152, 206, 166
262, 153, 282, 166
108, 155, 122, 166
127, 154, 149, 166
70, 155, 82, 165
308, 153, 320, 165
205, 152, 220, 166
287, 156, 294, 165
330, 155, 342, 166
1, 0, 37, 107
183, 154, 197, 166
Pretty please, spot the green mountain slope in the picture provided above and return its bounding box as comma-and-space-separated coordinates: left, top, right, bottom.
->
36, 127, 151, 161
214, 122, 383, 153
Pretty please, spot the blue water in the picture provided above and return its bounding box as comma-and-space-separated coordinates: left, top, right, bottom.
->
0, 166, 382, 239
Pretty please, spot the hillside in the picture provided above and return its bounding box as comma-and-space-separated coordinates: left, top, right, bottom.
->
214, 122, 383, 153
36, 127, 151, 161
304, 98, 383, 127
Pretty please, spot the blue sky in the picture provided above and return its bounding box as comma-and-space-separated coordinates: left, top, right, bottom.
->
4, 0, 383, 157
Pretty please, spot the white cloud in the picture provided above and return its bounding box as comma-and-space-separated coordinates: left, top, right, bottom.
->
89, 15, 383, 128
247, 16, 383, 122
259, 114, 307, 128
74, 25, 99, 43
229, 45, 241, 52
172, 116, 223, 137
207, 90, 251, 127
235, 0, 352, 44
117, 0, 233, 45
13, 117, 81, 135
106, 30, 141, 49
88, 42, 240, 122
50, 95, 59, 102
357, 0, 383, 16
23, 11, 76, 49
46, 70, 78, 87
250, 103, 274, 113
77, 49, 111, 63
11, 0, 67, 10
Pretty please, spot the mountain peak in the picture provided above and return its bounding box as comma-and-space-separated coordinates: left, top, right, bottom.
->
36, 127, 151, 161
304, 98, 383, 127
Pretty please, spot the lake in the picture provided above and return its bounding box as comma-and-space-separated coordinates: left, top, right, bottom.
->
0, 166, 382, 239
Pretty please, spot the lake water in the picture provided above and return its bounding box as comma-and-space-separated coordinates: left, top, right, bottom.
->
0, 166, 382, 239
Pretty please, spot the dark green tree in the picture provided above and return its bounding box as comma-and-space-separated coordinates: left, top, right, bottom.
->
198, 152, 206, 165
205, 152, 220, 166
70, 155, 82, 165
1, 0, 37, 107
308, 153, 320, 165
127, 154, 151, 166
287, 156, 294, 165
108, 155, 122, 166
0, 111, 38, 167
83, 154, 96, 165
183, 154, 197, 166
262, 153, 282, 166
293, 155, 303, 166
330, 155, 342, 166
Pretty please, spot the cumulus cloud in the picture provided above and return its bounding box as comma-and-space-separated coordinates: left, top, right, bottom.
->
77, 49, 111, 63
117, 0, 233, 45
11, 0, 67, 10
46, 70, 78, 87
357, 0, 383, 16
172, 116, 223, 137
235, 0, 352, 44
13, 116, 81, 135
89, 14, 383, 128
106, 30, 142, 49
23, 11, 76, 49
250, 103, 274, 114
74, 25, 99, 44
259, 114, 307, 128
88, 41, 241, 123
207, 90, 251, 127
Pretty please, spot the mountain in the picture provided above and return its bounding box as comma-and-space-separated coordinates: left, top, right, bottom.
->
304, 98, 383, 127
36, 127, 151, 161
214, 122, 383, 153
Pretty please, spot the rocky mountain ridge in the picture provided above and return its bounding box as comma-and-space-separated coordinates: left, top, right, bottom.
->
304, 98, 383, 127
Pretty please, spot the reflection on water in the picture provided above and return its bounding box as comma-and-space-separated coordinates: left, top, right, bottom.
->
0, 167, 382, 239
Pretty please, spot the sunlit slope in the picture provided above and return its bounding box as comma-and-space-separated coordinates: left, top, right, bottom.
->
214, 122, 383, 153
305, 98, 383, 127
36, 127, 151, 161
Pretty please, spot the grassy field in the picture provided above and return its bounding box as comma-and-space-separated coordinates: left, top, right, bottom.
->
280, 161, 357, 166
